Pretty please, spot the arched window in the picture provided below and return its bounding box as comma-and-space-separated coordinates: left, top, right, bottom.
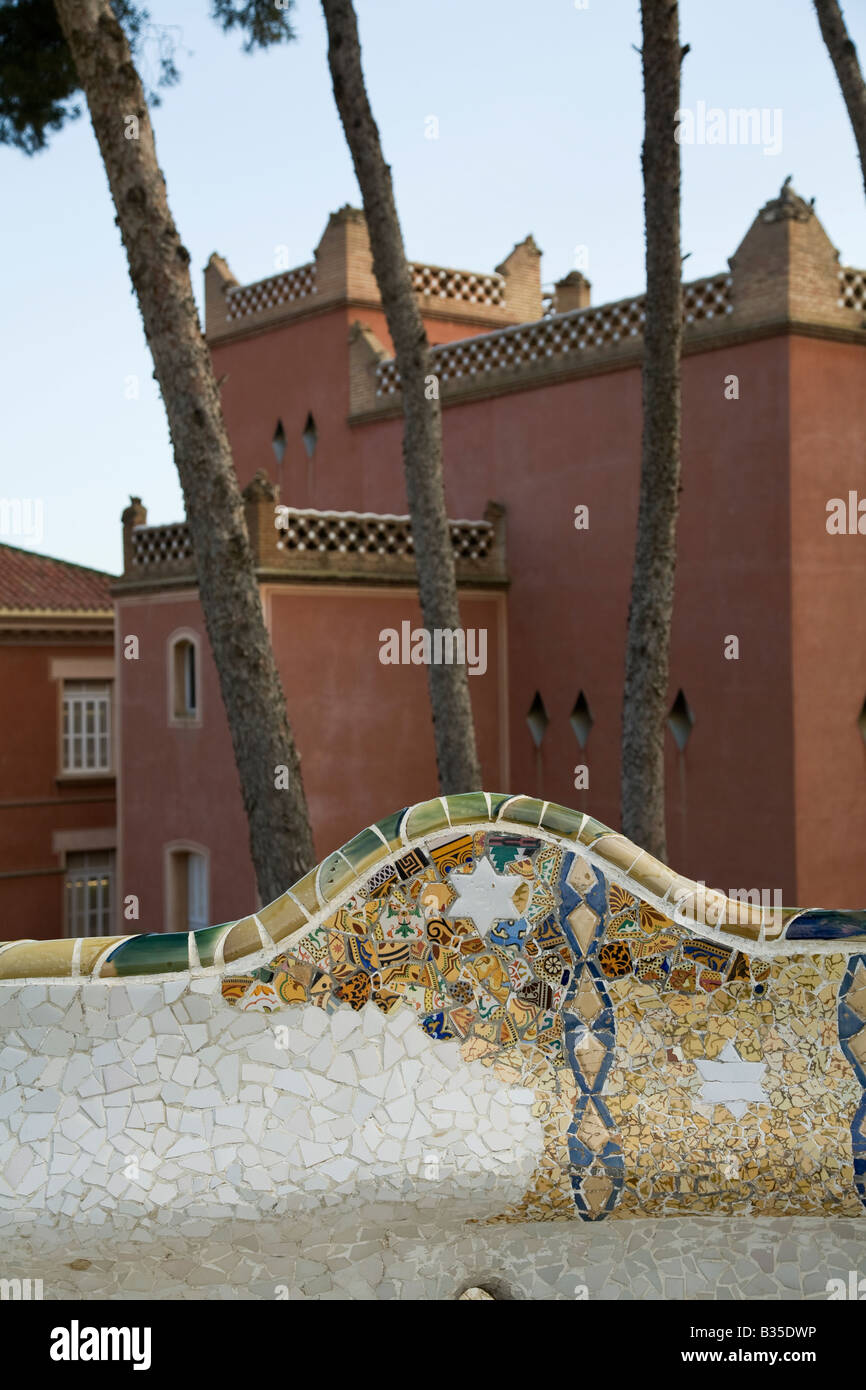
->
168, 631, 201, 724
165, 843, 210, 932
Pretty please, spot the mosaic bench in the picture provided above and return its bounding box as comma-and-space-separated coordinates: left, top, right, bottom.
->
1, 792, 865, 1230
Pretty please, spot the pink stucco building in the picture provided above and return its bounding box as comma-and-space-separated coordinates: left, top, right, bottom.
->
108, 183, 866, 935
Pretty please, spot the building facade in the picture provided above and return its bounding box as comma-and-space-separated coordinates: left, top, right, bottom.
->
106, 184, 866, 933
0, 544, 117, 939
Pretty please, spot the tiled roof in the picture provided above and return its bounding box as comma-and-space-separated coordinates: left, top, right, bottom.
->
0, 543, 115, 613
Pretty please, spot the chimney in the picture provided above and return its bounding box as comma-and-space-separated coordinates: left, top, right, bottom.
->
553, 271, 592, 313
242, 470, 279, 567
315, 205, 377, 306
121, 497, 147, 575
495, 235, 543, 321
203, 253, 239, 340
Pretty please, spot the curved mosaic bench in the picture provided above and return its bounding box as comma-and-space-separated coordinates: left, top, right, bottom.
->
2, 791, 865, 1223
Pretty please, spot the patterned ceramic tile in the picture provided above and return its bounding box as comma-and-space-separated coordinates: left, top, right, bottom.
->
3, 793, 866, 1228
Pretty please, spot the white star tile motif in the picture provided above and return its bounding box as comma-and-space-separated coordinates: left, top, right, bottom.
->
444, 856, 520, 937
694, 1042, 767, 1119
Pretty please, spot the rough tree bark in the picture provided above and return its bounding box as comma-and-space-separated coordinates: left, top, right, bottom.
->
814, 0, 866, 200
53, 0, 315, 906
320, 0, 482, 795
620, 0, 687, 861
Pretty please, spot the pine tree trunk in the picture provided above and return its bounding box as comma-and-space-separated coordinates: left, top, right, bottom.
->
320, 0, 482, 795
54, 0, 315, 907
814, 0, 866, 200
620, 0, 686, 861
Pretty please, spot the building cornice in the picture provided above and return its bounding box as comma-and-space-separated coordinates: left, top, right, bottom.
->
0, 611, 114, 643
348, 313, 866, 423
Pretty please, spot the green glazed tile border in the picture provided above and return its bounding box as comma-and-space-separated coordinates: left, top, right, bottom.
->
373, 808, 409, 850
316, 850, 357, 904
102, 932, 191, 977
192, 922, 233, 969
222, 916, 264, 965
339, 826, 392, 876
578, 814, 617, 845
403, 797, 451, 841
80, 937, 133, 977
444, 792, 491, 825
486, 793, 513, 819
539, 801, 584, 838
289, 868, 321, 916
257, 893, 310, 945
497, 795, 544, 827
7, 792, 866, 978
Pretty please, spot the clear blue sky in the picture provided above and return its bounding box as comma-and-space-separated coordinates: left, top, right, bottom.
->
1, 0, 864, 575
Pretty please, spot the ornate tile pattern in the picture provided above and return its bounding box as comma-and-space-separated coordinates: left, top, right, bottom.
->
221, 830, 602, 1216
3, 794, 866, 1225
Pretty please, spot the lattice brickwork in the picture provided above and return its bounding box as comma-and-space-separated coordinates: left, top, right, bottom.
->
225, 263, 317, 321
409, 263, 505, 306
682, 275, 732, 323
129, 511, 495, 572
839, 267, 866, 313
276, 508, 493, 561
130, 523, 193, 569
377, 274, 733, 396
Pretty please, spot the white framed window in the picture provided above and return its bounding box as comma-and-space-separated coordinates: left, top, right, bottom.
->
168, 631, 201, 724
65, 850, 115, 937
166, 845, 210, 932
62, 681, 112, 773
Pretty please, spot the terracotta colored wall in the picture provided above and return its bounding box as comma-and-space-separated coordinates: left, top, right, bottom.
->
117, 593, 255, 934
790, 336, 866, 906
212, 304, 503, 508
0, 872, 63, 940
669, 338, 794, 899
118, 587, 504, 928
0, 643, 116, 940
344, 340, 796, 898
210, 313, 801, 900
214, 309, 353, 508
264, 586, 505, 852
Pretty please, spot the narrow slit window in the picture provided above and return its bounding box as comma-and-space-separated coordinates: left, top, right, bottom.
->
171, 639, 198, 719
302, 412, 318, 460
526, 691, 549, 748
668, 689, 694, 751
272, 419, 286, 466
569, 690, 594, 748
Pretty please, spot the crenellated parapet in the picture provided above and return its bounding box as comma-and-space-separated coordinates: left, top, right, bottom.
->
204, 206, 542, 344
348, 182, 866, 419
362, 272, 733, 414
114, 484, 508, 594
